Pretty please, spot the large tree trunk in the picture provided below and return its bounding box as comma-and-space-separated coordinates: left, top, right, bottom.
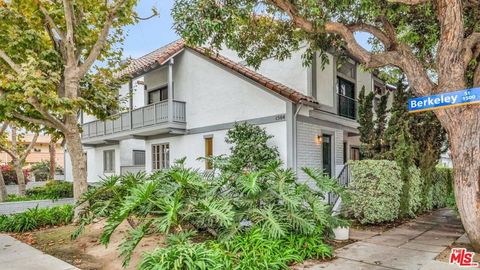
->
49, 139, 56, 180
64, 117, 88, 220
13, 160, 26, 196
440, 109, 480, 252
0, 169, 7, 202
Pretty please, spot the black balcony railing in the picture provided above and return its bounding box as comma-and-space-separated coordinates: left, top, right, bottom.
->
328, 164, 350, 206
338, 94, 357, 120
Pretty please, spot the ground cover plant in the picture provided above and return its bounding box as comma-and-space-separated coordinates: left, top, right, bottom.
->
26, 180, 73, 200
73, 123, 346, 269
0, 205, 73, 233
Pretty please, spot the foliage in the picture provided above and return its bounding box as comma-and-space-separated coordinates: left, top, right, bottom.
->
0, 205, 73, 232
30, 160, 63, 182
357, 87, 375, 159
383, 80, 409, 160
395, 123, 416, 218
26, 180, 73, 199
0, 165, 29, 185
346, 160, 402, 224
6, 194, 51, 202
431, 167, 454, 209
373, 93, 389, 157
225, 122, 279, 171
406, 166, 422, 216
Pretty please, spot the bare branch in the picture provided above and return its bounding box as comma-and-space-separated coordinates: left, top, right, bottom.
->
37, 2, 65, 41
347, 22, 392, 48
19, 133, 39, 163
28, 97, 68, 133
0, 49, 21, 74
0, 122, 9, 135
62, 0, 76, 65
78, 0, 128, 77
464, 32, 480, 67
0, 144, 15, 160
11, 112, 57, 130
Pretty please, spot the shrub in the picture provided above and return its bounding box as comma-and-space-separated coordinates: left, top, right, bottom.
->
432, 167, 454, 208
6, 194, 51, 202
26, 180, 73, 199
406, 166, 422, 216
347, 160, 403, 224
0, 205, 73, 232
0, 165, 29, 185
30, 161, 64, 182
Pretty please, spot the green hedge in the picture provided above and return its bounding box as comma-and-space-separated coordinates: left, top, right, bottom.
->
407, 166, 423, 216
432, 167, 454, 208
26, 180, 73, 199
347, 160, 403, 224
0, 205, 73, 232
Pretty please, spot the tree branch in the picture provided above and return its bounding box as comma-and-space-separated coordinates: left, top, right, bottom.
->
11, 112, 57, 130
77, 0, 127, 77
28, 97, 68, 133
20, 133, 39, 163
0, 144, 15, 160
62, 0, 76, 66
347, 22, 392, 48
0, 122, 9, 135
464, 32, 480, 67
0, 49, 21, 74
37, 2, 65, 41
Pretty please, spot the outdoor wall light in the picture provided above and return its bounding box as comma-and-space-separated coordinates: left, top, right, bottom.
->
315, 134, 323, 145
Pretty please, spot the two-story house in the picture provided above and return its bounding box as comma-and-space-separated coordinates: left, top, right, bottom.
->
64, 40, 387, 183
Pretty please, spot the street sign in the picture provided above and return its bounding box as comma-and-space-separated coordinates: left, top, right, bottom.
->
408, 87, 480, 113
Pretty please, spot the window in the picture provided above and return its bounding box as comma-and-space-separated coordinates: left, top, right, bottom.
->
337, 62, 356, 79
205, 137, 213, 170
103, 150, 115, 173
152, 144, 169, 170
148, 86, 168, 104
133, 150, 146, 166
337, 77, 356, 119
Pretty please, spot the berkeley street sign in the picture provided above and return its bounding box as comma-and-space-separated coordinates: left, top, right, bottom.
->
408, 87, 480, 113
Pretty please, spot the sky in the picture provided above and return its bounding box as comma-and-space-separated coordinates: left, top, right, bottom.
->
122, 0, 371, 59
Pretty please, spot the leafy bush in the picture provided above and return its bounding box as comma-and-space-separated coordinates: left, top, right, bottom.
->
75, 160, 346, 267
30, 161, 64, 182
347, 160, 403, 224
6, 194, 52, 202
0, 205, 73, 232
406, 166, 422, 216
432, 167, 454, 208
225, 122, 279, 171
26, 180, 73, 199
0, 165, 29, 185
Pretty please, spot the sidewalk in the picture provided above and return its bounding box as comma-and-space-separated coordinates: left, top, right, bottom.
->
0, 234, 79, 270
0, 198, 74, 215
299, 209, 469, 270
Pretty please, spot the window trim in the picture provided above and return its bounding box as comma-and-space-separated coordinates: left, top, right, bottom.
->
152, 143, 170, 171
147, 85, 168, 105
204, 137, 213, 170
103, 150, 115, 173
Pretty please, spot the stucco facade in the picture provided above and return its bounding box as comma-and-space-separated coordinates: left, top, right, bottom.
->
65, 41, 385, 183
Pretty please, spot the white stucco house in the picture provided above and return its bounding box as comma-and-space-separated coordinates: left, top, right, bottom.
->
64, 40, 387, 183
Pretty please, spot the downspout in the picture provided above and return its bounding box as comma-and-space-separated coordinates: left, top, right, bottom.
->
292, 103, 303, 170
129, 79, 133, 129
167, 58, 174, 123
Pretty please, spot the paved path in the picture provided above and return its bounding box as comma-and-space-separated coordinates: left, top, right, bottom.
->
299, 209, 470, 270
0, 198, 74, 215
0, 234, 79, 270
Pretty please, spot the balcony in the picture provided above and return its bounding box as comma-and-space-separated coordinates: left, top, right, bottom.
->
81, 100, 186, 144
338, 94, 357, 120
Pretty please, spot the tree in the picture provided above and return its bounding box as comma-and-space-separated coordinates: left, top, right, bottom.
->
357, 86, 375, 158
0, 0, 141, 218
395, 122, 416, 217
225, 122, 279, 172
373, 92, 389, 157
172, 0, 480, 251
0, 123, 39, 195
384, 79, 410, 159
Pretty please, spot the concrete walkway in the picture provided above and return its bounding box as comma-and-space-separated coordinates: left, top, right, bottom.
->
0, 198, 74, 215
0, 234, 79, 270
300, 209, 470, 270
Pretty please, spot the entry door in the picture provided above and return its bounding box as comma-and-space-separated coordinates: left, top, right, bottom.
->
322, 135, 332, 177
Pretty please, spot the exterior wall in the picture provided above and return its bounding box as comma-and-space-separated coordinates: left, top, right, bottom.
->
173, 50, 287, 129
296, 120, 344, 183
119, 139, 146, 167
315, 53, 335, 107
145, 121, 288, 172
356, 66, 374, 98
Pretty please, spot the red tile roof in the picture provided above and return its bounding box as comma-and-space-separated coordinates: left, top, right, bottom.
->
121, 40, 319, 107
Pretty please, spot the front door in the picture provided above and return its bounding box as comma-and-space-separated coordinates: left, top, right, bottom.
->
322, 134, 332, 177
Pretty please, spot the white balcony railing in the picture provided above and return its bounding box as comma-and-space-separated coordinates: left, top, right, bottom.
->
82, 100, 186, 139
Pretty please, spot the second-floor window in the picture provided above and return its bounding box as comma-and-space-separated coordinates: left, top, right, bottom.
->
148, 86, 168, 104
133, 150, 146, 166
337, 77, 356, 119
152, 143, 169, 170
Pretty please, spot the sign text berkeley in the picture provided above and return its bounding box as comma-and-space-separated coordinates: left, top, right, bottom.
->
408, 87, 480, 112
